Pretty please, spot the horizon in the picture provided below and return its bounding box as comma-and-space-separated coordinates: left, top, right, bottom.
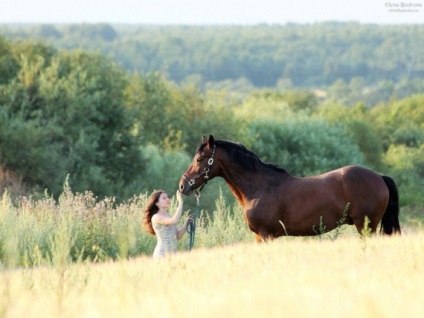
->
1, 0, 423, 25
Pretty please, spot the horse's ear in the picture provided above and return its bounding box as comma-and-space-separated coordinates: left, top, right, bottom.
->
202, 135, 207, 144
207, 135, 215, 148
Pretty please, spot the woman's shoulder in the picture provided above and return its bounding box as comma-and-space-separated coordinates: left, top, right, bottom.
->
151, 213, 161, 223
152, 213, 171, 224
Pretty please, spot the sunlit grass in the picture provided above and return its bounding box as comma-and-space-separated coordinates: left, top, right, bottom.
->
1, 234, 424, 317
1, 185, 424, 317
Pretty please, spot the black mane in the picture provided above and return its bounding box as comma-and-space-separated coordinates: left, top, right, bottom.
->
199, 139, 287, 174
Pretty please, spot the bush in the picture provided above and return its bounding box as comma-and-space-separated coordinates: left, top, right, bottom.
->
383, 144, 424, 206
0, 41, 142, 200
246, 116, 365, 176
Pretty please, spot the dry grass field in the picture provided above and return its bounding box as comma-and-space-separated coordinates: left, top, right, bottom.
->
1, 231, 424, 318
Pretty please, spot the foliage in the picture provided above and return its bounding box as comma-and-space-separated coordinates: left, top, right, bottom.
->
317, 103, 384, 169
3, 23, 424, 105
126, 73, 243, 153
136, 143, 191, 194
0, 40, 142, 199
372, 95, 424, 149
0, 36, 19, 85
383, 144, 424, 206
0, 36, 422, 207
241, 110, 365, 176
233, 93, 365, 175
195, 189, 251, 248
0, 186, 249, 268
371, 95, 424, 205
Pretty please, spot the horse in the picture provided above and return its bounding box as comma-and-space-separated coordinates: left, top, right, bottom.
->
179, 135, 401, 242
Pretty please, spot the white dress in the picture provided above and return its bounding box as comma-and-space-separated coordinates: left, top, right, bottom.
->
152, 222, 178, 258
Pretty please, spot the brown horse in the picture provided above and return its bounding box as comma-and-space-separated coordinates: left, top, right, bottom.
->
179, 135, 401, 242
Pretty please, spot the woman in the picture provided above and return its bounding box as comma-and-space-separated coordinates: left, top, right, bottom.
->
144, 190, 194, 258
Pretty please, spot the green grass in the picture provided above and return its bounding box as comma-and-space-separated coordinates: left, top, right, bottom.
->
0, 186, 254, 268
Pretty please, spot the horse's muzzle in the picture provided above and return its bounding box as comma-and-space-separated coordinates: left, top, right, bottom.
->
179, 179, 192, 195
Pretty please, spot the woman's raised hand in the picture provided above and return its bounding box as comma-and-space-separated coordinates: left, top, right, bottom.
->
176, 190, 184, 204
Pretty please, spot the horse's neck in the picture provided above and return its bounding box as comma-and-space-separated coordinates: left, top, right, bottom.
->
221, 164, 291, 206
221, 167, 262, 205
226, 182, 245, 205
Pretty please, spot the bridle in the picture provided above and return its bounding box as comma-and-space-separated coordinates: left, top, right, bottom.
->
183, 144, 216, 251
182, 144, 216, 192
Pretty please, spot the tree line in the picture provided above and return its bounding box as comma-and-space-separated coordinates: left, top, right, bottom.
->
0, 35, 423, 209
1, 22, 424, 105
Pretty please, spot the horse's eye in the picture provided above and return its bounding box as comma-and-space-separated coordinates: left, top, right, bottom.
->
197, 157, 204, 163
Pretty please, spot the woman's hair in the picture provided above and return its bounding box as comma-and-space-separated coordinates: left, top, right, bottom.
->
143, 190, 165, 235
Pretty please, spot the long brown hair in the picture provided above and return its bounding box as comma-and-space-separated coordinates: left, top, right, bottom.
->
143, 190, 165, 235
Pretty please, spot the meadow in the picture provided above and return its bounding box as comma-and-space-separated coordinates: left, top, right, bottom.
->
1, 26, 423, 318
1, 187, 424, 317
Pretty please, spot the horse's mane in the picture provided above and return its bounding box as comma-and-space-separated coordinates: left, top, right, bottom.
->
199, 139, 287, 174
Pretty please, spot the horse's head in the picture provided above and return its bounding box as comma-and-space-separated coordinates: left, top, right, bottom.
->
179, 135, 218, 195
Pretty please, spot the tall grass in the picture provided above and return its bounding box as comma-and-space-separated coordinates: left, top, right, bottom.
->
0, 184, 253, 269
1, 234, 424, 317
1, 182, 422, 269
1, 184, 424, 317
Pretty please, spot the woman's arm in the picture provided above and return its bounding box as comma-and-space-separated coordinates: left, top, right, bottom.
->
177, 215, 194, 240
177, 226, 186, 240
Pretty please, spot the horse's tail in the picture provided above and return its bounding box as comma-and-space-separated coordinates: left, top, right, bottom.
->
380, 175, 401, 235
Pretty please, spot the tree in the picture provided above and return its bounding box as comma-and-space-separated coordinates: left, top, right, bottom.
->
36, 25, 62, 39
125, 73, 175, 146
317, 103, 384, 169
0, 41, 142, 199
372, 94, 424, 149
0, 36, 19, 85
244, 115, 365, 177
237, 93, 384, 175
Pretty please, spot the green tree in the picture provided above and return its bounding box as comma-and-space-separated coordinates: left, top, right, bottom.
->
236, 95, 365, 176
372, 94, 424, 149
125, 72, 175, 146
127, 73, 242, 153
383, 144, 424, 206
0, 41, 141, 199
0, 36, 19, 85
317, 103, 384, 169
371, 95, 424, 206
245, 116, 365, 176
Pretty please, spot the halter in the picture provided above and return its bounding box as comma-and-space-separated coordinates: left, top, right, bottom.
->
182, 145, 216, 191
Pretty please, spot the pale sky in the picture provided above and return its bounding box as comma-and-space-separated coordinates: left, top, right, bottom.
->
0, 0, 423, 25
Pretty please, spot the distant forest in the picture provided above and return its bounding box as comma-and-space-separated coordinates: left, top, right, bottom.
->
2, 22, 424, 105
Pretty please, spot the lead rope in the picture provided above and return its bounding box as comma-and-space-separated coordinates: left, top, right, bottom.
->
187, 191, 201, 251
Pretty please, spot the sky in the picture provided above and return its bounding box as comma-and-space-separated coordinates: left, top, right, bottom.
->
0, 0, 423, 25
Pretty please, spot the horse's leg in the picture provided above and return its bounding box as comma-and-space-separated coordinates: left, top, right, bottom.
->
255, 233, 263, 243
255, 231, 275, 243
